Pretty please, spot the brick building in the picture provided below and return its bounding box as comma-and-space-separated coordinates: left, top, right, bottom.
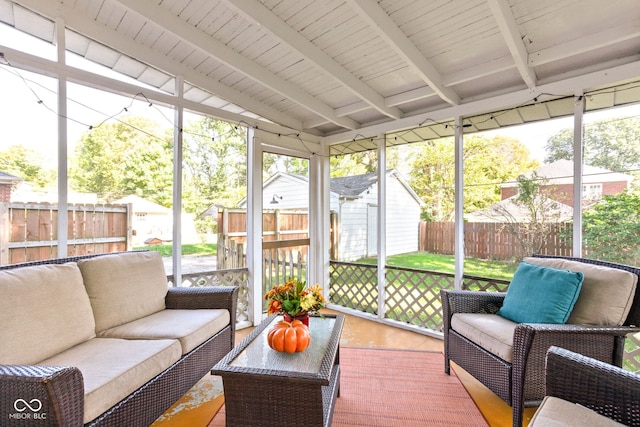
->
0, 171, 23, 203
500, 160, 633, 207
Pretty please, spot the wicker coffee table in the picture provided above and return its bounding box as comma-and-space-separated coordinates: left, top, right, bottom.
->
211, 313, 344, 427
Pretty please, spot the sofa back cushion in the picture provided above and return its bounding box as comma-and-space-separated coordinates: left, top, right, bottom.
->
0, 263, 96, 365
78, 251, 168, 332
524, 257, 638, 326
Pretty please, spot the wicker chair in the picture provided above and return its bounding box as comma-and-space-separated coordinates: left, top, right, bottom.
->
530, 346, 640, 426
441, 255, 640, 427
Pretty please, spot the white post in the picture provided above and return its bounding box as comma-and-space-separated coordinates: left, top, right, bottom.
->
247, 128, 264, 326
377, 134, 387, 319
56, 18, 68, 257
454, 117, 465, 289
573, 93, 585, 257
172, 75, 184, 285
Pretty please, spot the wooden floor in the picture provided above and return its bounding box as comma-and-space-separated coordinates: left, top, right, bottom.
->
236, 309, 536, 427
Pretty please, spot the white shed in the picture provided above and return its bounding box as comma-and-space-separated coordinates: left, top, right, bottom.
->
330, 170, 423, 261
248, 170, 423, 262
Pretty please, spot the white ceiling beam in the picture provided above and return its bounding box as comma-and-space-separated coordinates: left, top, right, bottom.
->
444, 56, 516, 87
224, 0, 403, 120
323, 59, 640, 144
114, 0, 358, 131
12, 0, 307, 131
529, 21, 640, 67
487, 0, 537, 88
0, 43, 323, 142
347, 0, 461, 106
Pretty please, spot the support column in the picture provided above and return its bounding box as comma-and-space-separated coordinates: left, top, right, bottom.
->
377, 134, 387, 319
572, 93, 585, 257
247, 128, 263, 326
454, 117, 464, 289
55, 18, 68, 257
171, 75, 184, 285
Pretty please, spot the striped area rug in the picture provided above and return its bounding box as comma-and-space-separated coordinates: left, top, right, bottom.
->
209, 347, 488, 427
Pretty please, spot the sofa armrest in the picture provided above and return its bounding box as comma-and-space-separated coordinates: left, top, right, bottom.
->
545, 346, 640, 426
166, 286, 239, 335
0, 364, 84, 427
165, 286, 238, 311
441, 289, 506, 329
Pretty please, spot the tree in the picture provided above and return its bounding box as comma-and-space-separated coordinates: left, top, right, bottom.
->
487, 173, 572, 261
70, 116, 174, 205
409, 135, 537, 221
182, 118, 247, 213
0, 145, 55, 188
582, 191, 640, 265
545, 117, 640, 173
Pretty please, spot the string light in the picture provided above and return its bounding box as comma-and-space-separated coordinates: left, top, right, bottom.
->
2, 51, 639, 157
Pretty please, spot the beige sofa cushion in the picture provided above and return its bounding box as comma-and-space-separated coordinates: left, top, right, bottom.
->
98, 309, 230, 354
0, 263, 95, 365
39, 337, 181, 424
451, 313, 517, 362
529, 396, 625, 427
78, 251, 168, 332
524, 257, 637, 326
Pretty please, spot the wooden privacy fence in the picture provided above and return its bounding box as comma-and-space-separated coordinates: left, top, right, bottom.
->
216, 207, 310, 269
420, 221, 573, 261
0, 202, 132, 265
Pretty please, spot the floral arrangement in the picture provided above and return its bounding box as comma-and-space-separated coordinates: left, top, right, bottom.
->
265, 278, 326, 317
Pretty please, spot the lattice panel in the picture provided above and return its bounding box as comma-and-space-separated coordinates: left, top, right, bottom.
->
385, 267, 455, 331
167, 268, 250, 323
329, 262, 378, 314
625, 333, 640, 373
463, 275, 510, 292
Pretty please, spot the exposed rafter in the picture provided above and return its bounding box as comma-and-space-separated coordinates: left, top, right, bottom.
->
529, 22, 640, 67
346, 0, 461, 106
11, 0, 309, 131
223, 0, 404, 120
114, 0, 358, 131
487, 0, 537, 88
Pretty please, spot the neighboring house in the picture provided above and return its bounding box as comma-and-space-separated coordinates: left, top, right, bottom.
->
500, 159, 632, 206
114, 195, 200, 246
240, 170, 424, 262
465, 195, 574, 223
0, 171, 23, 202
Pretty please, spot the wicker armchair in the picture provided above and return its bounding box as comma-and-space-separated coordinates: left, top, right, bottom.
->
441, 255, 640, 427
530, 346, 640, 426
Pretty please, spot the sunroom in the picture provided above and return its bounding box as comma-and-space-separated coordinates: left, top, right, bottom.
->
1, 0, 639, 426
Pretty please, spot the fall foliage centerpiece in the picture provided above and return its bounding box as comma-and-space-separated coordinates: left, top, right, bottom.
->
265, 278, 326, 325
264, 278, 326, 353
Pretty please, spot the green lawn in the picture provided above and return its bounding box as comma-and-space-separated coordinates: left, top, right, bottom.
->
133, 243, 217, 257
358, 251, 518, 281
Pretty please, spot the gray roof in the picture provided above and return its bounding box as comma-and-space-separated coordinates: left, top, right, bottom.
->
0, 171, 23, 183
330, 171, 379, 197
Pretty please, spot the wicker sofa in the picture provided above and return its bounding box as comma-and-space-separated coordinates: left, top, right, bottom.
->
530, 346, 640, 426
0, 251, 238, 427
441, 255, 640, 427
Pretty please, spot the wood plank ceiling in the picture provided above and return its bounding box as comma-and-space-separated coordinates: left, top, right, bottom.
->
1, 0, 639, 151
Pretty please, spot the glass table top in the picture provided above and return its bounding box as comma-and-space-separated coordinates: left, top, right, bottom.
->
229, 316, 338, 375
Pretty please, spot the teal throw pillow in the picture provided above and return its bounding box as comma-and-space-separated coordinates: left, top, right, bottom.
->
497, 261, 584, 324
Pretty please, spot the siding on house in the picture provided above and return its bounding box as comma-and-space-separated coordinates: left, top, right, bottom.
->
385, 177, 421, 257
244, 170, 424, 262
331, 189, 376, 262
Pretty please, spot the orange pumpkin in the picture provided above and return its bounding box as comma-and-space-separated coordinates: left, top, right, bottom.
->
267, 319, 311, 353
